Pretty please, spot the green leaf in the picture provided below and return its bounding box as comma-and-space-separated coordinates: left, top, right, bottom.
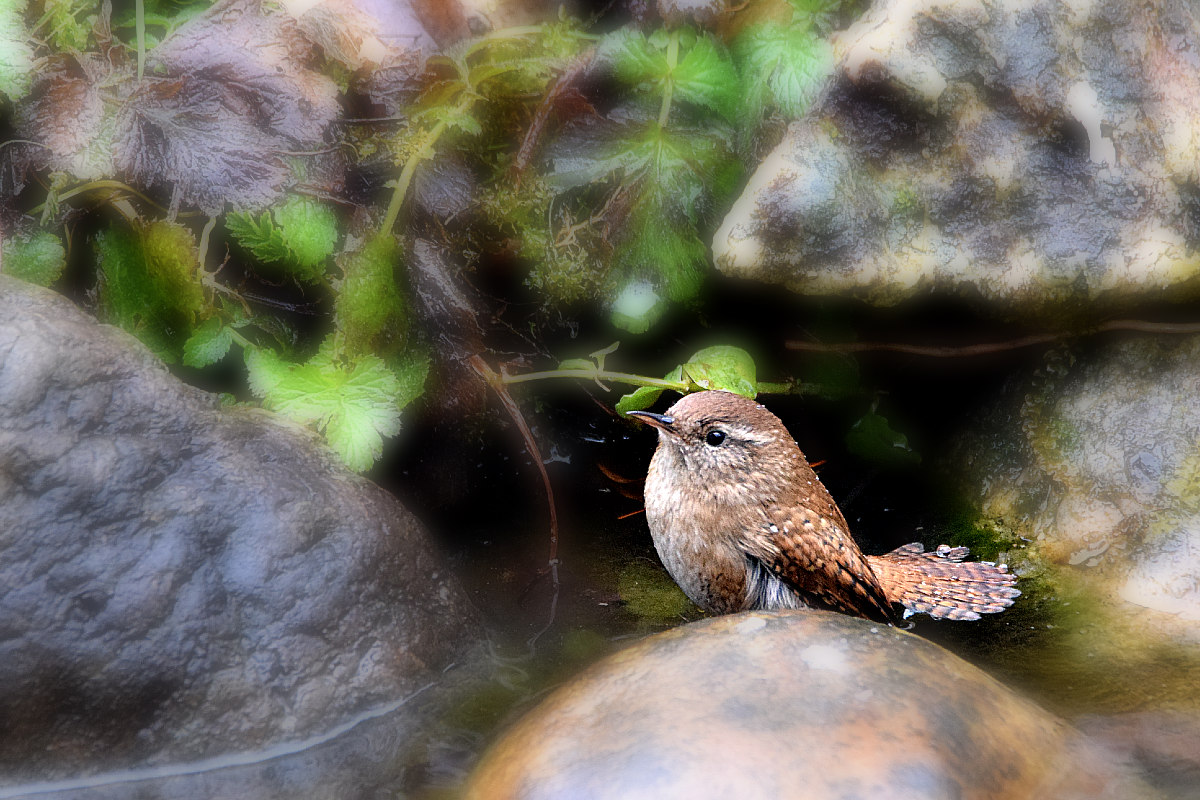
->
616, 384, 666, 416
783, 0, 845, 32
227, 210, 290, 263
246, 343, 406, 472
682, 346, 757, 397
43, 0, 95, 51
673, 34, 739, 120
3, 231, 66, 286
272, 196, 338, 279
845, 410, 921, 466
429, 103, 483, 137
182, 317, 233, 367
734, 23, 833, 119
228, 197, 338, 283
616, 366, 683, 416
0, 0, 34, 101
244, 346, 293, 398
619, 206, 707, 304
605, 28, 668, 88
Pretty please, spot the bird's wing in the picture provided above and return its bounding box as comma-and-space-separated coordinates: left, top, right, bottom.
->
742, 498, 896, 623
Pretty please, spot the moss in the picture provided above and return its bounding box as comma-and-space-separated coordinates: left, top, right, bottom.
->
888, 184, 924, 219
924, 509, 1200, 718
1165, 448, 1200, 514
479, 178, 606, 306
937, 499, 1024, 563
617, 560, 696, 624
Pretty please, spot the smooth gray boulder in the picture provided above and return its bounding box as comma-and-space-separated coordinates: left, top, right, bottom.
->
0, 274, 479, 791
715, 0, 1200, 312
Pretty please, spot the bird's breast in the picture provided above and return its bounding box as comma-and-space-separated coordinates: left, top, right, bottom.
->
643, 452, 755, 614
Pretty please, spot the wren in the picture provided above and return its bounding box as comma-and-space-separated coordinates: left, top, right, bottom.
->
627, 391, 1019, 623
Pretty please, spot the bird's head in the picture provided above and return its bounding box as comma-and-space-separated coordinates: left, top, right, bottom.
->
627, 390, 800, 495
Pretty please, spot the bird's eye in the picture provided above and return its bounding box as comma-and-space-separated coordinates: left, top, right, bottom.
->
705, 430, 727, 447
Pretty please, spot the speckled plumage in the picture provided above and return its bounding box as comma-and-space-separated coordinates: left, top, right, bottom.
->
630, 391, 1019, 623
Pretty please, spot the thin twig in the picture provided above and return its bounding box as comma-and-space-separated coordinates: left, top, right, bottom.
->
469, 355, 561, 651
785, 319, 1200, 358
503, 367, 688, 391
511, 47, 596, 176
786, 333, 1061, 357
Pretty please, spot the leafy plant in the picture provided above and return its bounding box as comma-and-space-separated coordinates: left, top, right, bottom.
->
614, 344, 759, 414
38, 0, 95, 51
506, 341, 767, 415
591, 25, 742, 329
95, 221, 205, 362
227, 195, 339, 283
733, 20, 833, 126
2, 230, 66, 286
0, 0, 34, 101
225, 210, 291, 264
245, 339, 427, 472
6, 0, 865, 474
182, 317, 235, 368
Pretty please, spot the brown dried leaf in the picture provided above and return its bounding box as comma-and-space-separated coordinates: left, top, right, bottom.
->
15, 55, 116, 182
115, 76, 290, 213
286, 0, 435, 71
150, 0, 339, 142
113, 0, 341, 212
280, 0, 434, 117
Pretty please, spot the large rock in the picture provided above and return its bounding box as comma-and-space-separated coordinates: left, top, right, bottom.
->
715, 0, 1200, 311
464, 611, 1152, 799
955, 335, 1200, 631
0, 275, 479, 790
944, 335, 1200, 737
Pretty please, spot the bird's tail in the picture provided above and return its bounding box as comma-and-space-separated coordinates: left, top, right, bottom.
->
866, 543, 1020, 621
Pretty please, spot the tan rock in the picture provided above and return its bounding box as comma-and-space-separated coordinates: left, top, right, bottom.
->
465, 611, 1151, 799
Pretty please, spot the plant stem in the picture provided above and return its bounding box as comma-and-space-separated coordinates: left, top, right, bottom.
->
228, 328, 254, 350
197, 215, 216, 271
380, 117, 447, 237
502, 368, 688, 391
657, 28, 681, 129
29, 179, 162, 217
135, 0, 146, 80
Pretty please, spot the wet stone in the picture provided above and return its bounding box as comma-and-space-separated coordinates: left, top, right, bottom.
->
0, 275, 480, 794
464, 611, 1153, 800
955, 335, 1200, 632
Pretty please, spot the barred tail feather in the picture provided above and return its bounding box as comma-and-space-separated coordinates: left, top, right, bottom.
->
866, 543, 1021, 621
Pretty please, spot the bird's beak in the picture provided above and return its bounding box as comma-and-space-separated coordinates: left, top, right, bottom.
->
625, 410, 675, 432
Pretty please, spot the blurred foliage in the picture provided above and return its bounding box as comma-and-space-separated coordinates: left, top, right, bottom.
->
0, 0, 34, 101
2, 229, 65, 285
1, 0, 860, 470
